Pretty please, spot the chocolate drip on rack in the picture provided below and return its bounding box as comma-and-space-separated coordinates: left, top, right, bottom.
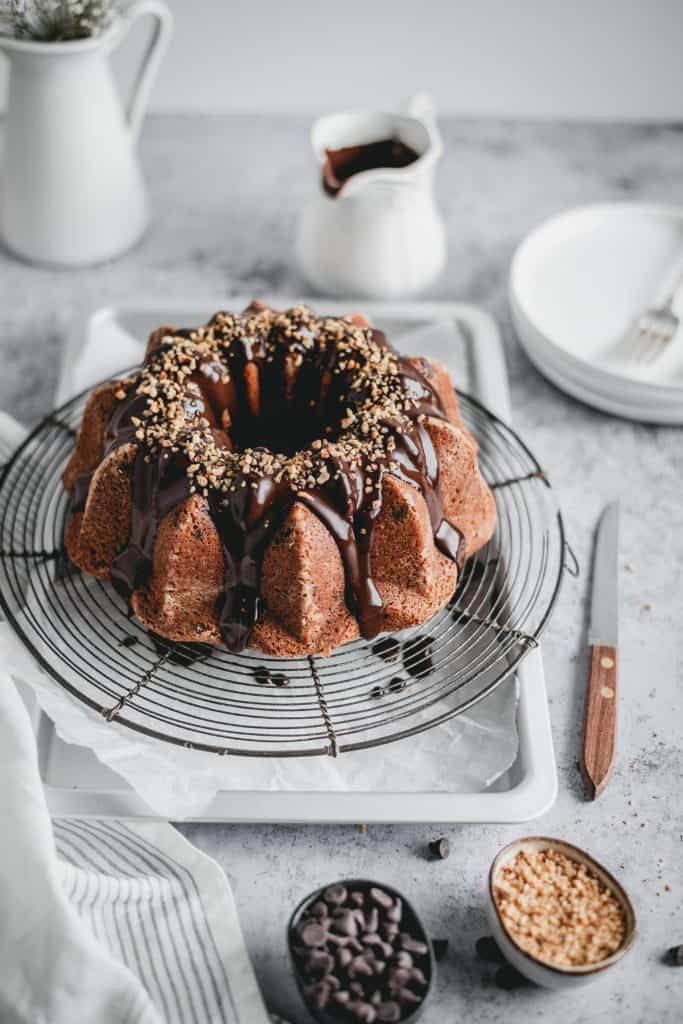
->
70, 306, 465, 651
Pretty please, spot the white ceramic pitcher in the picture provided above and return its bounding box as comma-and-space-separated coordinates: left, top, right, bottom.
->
0, 0, 172, 267
296, 94, 446, 299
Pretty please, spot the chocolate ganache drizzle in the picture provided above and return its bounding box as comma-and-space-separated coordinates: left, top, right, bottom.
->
72, 304, 464, 651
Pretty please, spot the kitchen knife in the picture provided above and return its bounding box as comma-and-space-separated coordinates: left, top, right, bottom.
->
580, 501, 619, 800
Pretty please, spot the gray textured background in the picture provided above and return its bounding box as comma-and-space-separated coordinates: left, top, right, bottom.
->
1, 116, 682, 1022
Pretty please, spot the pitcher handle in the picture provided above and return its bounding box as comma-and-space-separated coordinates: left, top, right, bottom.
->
118, 0, 173, 144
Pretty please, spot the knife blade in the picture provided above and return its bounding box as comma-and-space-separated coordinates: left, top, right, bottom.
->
581, 501, 620, 800
588, 501, 620, 647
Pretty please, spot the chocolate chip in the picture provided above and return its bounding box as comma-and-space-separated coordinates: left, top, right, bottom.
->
349, 1000, 376, 1023
369, 887, 393, 909
475, 935, 506, 963
410, 967, 427, 986
396, 988, 421, 1007
428, 836, 450, 860
305, 950, 335, 978
370, 686, 385, 699
324, 884, 348, 905
376, 1001, 401, 1022
432, 938, 448, 961
388, 677, 405, 693
665, 944, 683, 966
349, 955, 375, 978
372, 636, 400, 661
292, 880, 429, 1020
399, 934, 428, 956
388, 966, 412, 990
364, 907, 379, 933
305, 980, 331, 1008
301, 921, 327, 947
402, 635, 433, 676
386, 897, 402, 923
332, 908, 359, 937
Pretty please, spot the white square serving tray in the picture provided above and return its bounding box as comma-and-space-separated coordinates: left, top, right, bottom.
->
23, 297, 557, 823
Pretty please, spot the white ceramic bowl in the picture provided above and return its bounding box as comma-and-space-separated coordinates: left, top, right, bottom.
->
513, 302, 683, 423
509, 202, 683, 423
487, 837, 637, 989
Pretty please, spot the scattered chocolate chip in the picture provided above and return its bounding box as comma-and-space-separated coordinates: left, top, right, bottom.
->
665, 944, 683, 966
428, 836, 450, 860
370, 686, 385, 699
475, 935, 506, 964
253, 666, 289, 687
402, 635, 433, 677
119, 635, 138, 648
372, 636, 400, 662
495, 964, 531, 990
388, 677, 405, 693
432, 938, 448, 961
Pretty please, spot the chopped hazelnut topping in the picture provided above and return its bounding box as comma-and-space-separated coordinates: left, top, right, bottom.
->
494, 847, 627, 968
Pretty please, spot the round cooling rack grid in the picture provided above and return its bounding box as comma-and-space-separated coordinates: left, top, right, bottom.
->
0, 377, 570, 757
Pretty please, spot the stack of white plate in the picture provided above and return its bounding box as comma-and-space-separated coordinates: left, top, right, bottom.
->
510, 203, 683, 424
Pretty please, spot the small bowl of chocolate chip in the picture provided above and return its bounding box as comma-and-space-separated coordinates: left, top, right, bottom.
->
288, 879, 434, 1023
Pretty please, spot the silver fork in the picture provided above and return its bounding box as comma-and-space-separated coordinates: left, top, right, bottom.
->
625, 270, 683, 365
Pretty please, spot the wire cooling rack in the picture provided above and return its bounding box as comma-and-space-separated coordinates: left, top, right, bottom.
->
0, 382, 570, 758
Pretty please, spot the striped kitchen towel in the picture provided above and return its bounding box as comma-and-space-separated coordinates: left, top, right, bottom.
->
0, 671, 270, 1024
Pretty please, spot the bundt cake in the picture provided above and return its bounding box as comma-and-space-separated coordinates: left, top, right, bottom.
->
63, 303, 496, 656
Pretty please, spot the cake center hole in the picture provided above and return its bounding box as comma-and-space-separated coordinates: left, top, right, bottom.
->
194, 363, 349, 457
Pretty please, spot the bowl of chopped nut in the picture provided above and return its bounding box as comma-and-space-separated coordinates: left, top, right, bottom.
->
288, 879, 434, 1022
487, 837, 636, 989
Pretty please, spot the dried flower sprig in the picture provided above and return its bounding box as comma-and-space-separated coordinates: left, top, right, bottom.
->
0, 1, 118, 41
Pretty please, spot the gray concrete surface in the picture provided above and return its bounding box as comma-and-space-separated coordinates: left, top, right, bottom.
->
1, 116, 681, 1023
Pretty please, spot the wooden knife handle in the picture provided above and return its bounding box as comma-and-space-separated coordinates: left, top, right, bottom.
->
580, 645, 618, 800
